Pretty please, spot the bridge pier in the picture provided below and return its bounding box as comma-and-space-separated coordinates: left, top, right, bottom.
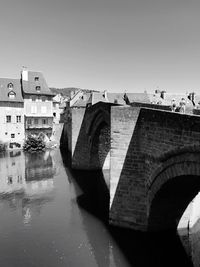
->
62, 102, 200, 231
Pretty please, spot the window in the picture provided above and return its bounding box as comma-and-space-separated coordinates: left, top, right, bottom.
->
32, 95, 36, 101
31, 105, 37, 114
11, 134, 15, 138
16, 115, 21, 123
8, 91, 16, 99
41, 106, 47, 114
42, 96, 46, 102
35, 77, 39, 81
42, 119, 47, 125
6, 115, 11, 123
53, 112, 56, 117
7, 83, 13, 89
27, 119, 32, 125
34, 118, 38, 124
8, 176, 13, 184
36, 86, 41, 92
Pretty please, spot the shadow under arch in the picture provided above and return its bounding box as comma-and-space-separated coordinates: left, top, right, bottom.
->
86, 104, 111, 173
148, 153, 200, 231
86, 106, 110, 138
89, 121, 110, 172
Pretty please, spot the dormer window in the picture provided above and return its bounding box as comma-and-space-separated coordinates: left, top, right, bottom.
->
35, 77, 39, 81
7, 83, 14, 89
8, 91, 16, 99
36, 86, 41, 92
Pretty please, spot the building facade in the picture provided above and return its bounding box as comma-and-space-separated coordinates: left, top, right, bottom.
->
21, 69, 55, 138
0, 78, 25, 149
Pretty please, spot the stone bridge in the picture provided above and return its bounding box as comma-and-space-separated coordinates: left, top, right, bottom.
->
61, 102, 200, 231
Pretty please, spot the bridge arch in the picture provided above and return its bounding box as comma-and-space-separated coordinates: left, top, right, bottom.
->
86, 105, 110, 171
147, 151, 200, 231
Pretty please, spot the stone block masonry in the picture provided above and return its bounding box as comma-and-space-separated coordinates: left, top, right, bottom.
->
110, 106, 200, 231
63, 101, 200, 231
69, 102, 112, 170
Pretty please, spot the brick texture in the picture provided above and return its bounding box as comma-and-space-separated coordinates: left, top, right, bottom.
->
110, 107, 200, 231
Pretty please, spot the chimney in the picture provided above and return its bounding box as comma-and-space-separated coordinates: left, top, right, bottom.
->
188, 92, 196, 106
160, 90, 166, 99
21, 66, 28, 81
103, 90, 108, 100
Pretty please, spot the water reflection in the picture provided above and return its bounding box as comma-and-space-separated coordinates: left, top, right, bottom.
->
0, 150, 55, 226
178, 219, 200, 267
0, 149, 197, 267
64, 167, 128, 267
62, 157, 194, 267
190, 221, 200, 267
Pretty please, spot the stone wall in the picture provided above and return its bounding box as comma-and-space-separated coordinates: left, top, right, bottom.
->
60, 115, 71, 152
109, 106, 145, 230
110, 106, 200, 231
90, 123, 110, 170
70, 103, 112, 170
71, 107, 91, 169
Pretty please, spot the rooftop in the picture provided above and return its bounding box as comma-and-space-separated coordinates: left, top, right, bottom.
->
22, 71, 55, 96
0, 78, 23, 102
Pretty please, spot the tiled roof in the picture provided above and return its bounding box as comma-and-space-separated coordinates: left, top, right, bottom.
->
22, 71, 55, 96
69, 89, 200, 113
127, 92, 151, 104
104, 92, 156, 105
93, 92, 109, 104
71, 92, 91, 107
107, 93, 126, 105
0, 78, 23, 102
149, 92, 194, 106
148, 92, 197, 114
73, 91, 152, 107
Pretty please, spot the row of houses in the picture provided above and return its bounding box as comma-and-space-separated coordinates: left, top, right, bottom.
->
0, 69, 62, 149
62, 88, 200, 118
2, 68, 200, 150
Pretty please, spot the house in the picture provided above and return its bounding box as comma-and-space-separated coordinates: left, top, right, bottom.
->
52, 94, 62, 124
0, 78, 25, 149
21, 69, 55, 139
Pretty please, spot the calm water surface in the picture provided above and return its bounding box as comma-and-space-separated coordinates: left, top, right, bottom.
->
0, 149, 197, 267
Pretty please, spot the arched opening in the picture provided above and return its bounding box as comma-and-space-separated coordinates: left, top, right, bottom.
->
90, 121, 110, 171
7, 82, 14, 89
148, 175, 200, 231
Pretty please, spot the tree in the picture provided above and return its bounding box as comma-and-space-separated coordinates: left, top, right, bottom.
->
23, 135, 46, 152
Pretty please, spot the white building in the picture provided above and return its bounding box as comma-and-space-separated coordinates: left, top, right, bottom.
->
0, 78, 25, 149
21, 69, 55, 138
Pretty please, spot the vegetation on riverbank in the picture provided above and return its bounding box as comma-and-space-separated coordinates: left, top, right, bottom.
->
0, 141, 6, 152
23, 135, 46, 152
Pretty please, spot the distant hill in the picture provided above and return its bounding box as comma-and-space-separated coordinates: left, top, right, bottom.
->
49, 87, 99, 98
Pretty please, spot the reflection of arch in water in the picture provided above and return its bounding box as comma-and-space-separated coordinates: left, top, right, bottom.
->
63, 166, 113, 267
147, 152, 200, 231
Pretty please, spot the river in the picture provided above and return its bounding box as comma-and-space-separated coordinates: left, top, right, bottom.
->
0, 148, 197, 267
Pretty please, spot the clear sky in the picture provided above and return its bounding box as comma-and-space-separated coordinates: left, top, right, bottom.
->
0, 0, 200, 93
